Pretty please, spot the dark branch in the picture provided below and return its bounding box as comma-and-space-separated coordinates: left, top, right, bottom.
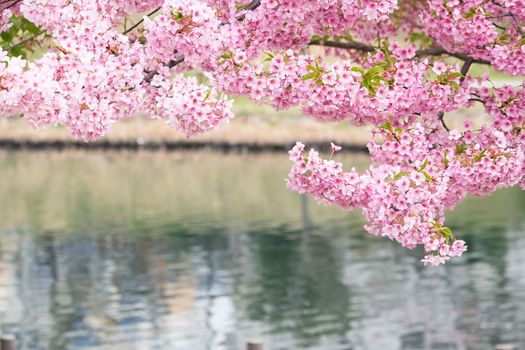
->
460, 57, 474, 82
1, 0, 22, 10
309, 40, 491, 65
469, 97, 486, 104
309, 39, 375, 53
438, 111, 450, 132
143, 56, 185, 83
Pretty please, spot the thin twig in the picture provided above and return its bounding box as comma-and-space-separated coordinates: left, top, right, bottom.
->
438, 57, 475, 132
122, 7, 161, 35
438, 111, 450, 132
2, 0, 22, 10
6, 31, 45, 50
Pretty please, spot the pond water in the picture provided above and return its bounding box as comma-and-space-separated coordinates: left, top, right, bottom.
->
0, 151, 524, 350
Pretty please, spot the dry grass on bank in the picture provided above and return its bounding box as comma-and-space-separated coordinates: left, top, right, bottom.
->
0, 98, 372, 146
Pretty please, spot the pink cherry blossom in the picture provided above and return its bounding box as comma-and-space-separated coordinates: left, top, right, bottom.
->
330, 142, 342, 153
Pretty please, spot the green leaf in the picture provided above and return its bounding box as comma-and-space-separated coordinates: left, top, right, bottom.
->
378, 121, 392, 130
203, 89, 211, 101
463, 7, 477, 19
440, 227, 453, 237
431, 221, 443, 228
419, 159, 428, 171
443, 150, 449, 167
301, 72, 315, 81
9, 45, 25, 58
235, 1, 252, 10
473, 149, 487, 162
448, 81, 460, 91
447, 72, 463, 79
171, 10, 184, 24
420, 171, 433, 182
366, 66, 385, 76
263, 51, 274, 62
499, 33, 512, 43
392, 171, 409, 181
21, 18, 41, 35
455, 143, 466, 154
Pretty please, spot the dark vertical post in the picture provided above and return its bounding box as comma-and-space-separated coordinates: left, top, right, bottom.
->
0, 335, 16, 350
247, 342, 263, 350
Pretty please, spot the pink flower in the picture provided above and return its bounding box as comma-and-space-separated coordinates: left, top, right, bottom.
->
422, 255, 450, 266
432, 62, 448, 75
330, 142, 342, 153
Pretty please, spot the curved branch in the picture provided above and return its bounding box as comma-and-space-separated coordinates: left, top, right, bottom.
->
143, 56, 185, 83
122, 7, 161, 35
309, 39, 375, 53
1, 0, 22, 11
309, 39, 491, 65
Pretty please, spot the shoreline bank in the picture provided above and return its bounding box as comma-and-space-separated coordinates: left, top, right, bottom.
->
0, 114, 372, 153
0, 138, 368, 153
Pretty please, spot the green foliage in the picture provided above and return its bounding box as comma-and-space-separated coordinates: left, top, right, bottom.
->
463, 7, 477, 19
235, 1, 252, 10
455, 143, 467, 155
301, 59, 326, 85
1, 16, 44, 59
392, 171, 409, 181
443, 150, 449, 168
431, 221, 455, 244
409, 32, 433, 47
351, 63, 388, 96
436, 71, 463, 91
170, 10, 184, 24
473, 149, 487, 162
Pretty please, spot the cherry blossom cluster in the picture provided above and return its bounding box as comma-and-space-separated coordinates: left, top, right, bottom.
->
288, 122, 524, 265
1, 0, 233, 139
143, 0, 222, 70
145, 68, 233, 136
211, 48, 470, 127
472, 82, 525, 130
420, 0, 525, 76
197, 0, 400, 60
0, 8, 12, 31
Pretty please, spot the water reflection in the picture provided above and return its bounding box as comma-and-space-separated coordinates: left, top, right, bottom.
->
0, 151, 523, 350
